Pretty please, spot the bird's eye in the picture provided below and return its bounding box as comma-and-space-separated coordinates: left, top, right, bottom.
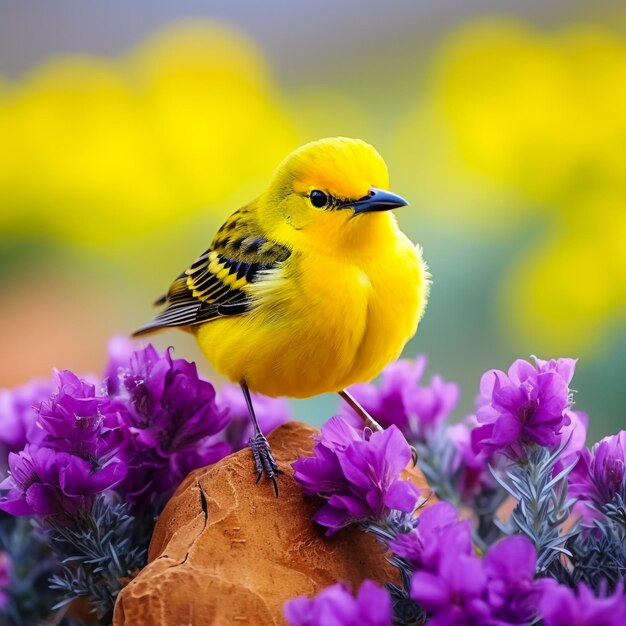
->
309, 190, 328, 208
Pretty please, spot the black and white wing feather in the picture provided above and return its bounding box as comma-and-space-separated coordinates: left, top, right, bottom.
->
133, 206, 291, 336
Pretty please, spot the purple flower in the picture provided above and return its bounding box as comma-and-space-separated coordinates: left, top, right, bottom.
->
284, 580, 393, 626
216, 383, 291, 452
342, 356, 459, 442
0, 551, 10, 608
35, 370, 122, 462
554, 410, 589, 474
0, 370, 127, 519
112, 342, 228, 454
472, 357, 576, 461
482, 536, 541, 625
411, 551, 490, 626
0, 444, 124, 518
389, 502, 472, 573
411, 535, 541, 626
292, 416, 420, 535
107, 341, 229, 510
569, 431, 626, 509
447, 416, 495, 501
0, 378, 53, 465
538, 580, 626, 626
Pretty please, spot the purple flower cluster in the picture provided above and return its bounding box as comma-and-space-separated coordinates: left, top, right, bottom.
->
289, 354, 626, 626
389, 502, 472, 574
0, 371, 126, 518
411, 520, 541, 626
385, 502, 544, 625
472, 357, 577, 461
569, 431, 626, 509
0, 337, 270, 520
0, 551, 10, 608
342, 356, 459, 442
284, 580, 392, 626
538, 580, 626, 626
292, 416, 420, 535
286, 497, 626, 626
106, 339, 230, 510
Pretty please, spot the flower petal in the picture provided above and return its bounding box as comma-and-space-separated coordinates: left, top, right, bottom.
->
382, 479, 419, 512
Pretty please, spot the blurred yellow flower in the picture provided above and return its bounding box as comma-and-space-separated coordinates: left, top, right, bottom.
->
435, 20, 626, 205
395, 19, 626, 221
500, 188, 626, 355
0, 21, 297, 245
396, 18, 626, 354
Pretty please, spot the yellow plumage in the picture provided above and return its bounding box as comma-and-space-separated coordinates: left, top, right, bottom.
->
195, 210, 427, 398
136, 137, 429, 398
134, 137, 429, 488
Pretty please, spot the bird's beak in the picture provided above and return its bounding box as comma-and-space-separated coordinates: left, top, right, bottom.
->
346, 187, 409, 214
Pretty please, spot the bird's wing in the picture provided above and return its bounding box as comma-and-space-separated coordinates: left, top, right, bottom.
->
133, 207, 291, 336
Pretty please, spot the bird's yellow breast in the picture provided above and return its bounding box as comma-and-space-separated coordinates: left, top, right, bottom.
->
194, 218, 428, 398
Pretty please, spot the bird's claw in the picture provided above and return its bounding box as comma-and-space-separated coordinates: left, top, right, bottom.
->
249, 433, 282, 497
410, 445, 418, 468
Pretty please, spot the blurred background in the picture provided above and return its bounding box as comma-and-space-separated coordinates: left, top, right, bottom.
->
1, 0, 624, 442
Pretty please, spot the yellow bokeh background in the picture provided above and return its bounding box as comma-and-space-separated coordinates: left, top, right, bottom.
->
1, 5, 624, 441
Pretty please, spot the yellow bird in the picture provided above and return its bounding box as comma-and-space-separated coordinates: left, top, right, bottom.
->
134, 137, 429, 494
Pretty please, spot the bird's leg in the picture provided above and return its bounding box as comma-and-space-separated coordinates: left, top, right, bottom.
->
241, 381, 282, 497
338, 389, 383, 432
338, 389, 418, 467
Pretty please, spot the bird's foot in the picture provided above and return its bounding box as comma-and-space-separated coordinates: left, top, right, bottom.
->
249, 433, 282, 497
410, 445, 418, 468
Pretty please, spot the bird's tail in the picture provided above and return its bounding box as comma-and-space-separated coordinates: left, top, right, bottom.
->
132, 321, 193, 338
131, 291, 177, 336
131, 322, 167, 338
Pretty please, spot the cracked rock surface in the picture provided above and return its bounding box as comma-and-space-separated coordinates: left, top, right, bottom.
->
113, 421, 432, 626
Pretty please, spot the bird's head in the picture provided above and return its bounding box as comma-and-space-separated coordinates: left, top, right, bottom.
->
258, 137, 408, 254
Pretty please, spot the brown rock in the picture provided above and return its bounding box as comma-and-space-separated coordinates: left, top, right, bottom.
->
113, 422, 433, 626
